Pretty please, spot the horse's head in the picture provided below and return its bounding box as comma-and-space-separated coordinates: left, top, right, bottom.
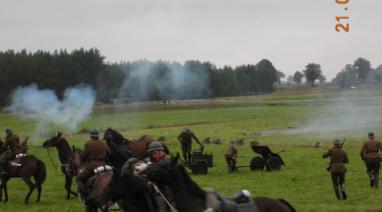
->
103, 128, 113, 142
43, 131, 64, 148
103, 128, 128, 145
142, 154, 180, 186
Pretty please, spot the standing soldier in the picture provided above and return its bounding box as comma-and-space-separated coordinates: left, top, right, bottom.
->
225, 141, 238, 173
177, 128, 201, 165
77, 129, 111, 198
0, 128, 22, 176
360, 131, 382, 188
323, 139, 348, 200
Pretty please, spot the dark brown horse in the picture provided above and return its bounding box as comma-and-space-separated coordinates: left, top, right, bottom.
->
103, 128, 155, 160
42, 131, 78, 199
0, 144, 46, 204
142, 155, 296, 212
70, 149, 113, 212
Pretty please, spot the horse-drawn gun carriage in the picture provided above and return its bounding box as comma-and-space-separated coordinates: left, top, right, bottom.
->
249, 144, 285, 171
188, 144, 213, 174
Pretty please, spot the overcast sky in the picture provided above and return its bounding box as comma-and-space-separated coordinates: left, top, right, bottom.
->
1, 0, 381, 79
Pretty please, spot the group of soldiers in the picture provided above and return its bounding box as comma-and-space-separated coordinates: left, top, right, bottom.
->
323, 131, 382, 200
177, 128, 238, 173
4, 126, 379, 204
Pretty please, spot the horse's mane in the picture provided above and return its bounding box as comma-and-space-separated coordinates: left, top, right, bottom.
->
108, 142, 131, 170
171, 159, 206, 200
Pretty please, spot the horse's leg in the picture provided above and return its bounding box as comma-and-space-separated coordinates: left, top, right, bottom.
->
2, 179, 8, 203
68, 174, 78, 197
22, 177, 35, 204
36, 184, 42, 203
65, 174, 70, 199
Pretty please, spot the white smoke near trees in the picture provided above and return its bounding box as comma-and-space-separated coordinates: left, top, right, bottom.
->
6, 84, 96, 132
117, 61, 210, 101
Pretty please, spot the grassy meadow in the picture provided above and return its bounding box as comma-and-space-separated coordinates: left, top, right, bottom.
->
1, 86, 382, 211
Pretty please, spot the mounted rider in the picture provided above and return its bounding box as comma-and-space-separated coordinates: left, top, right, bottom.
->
0, 128, 22, 176
77, 129, 111, 198
360, 131, 382, 188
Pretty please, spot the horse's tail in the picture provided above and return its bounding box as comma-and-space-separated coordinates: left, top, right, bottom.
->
34, 159, 47, 185
278, 198, 296, 212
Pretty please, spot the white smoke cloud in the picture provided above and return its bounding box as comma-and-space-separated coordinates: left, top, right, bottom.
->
6, 84, 96, 131
260, 93, 382, 138
117, 61, 209, 101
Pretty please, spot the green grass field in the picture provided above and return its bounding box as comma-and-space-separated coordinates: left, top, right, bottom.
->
1, 87, 382, 211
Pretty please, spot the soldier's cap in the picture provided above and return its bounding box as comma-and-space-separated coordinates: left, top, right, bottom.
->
89, 128, 99, 137
368, 131, 375, 137
333, 139, 341, 145
5, 127, 12, 134
147, 141, 164, 152
184, 127, 191, 132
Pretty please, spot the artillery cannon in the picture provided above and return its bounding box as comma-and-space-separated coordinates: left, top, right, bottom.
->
188, 144, 213, 174
249, 144, 285, 171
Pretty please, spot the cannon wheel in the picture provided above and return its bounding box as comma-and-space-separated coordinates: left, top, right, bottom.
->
250, 156, 266, 170
266, 157, 282, 171
191, 160, 208, 174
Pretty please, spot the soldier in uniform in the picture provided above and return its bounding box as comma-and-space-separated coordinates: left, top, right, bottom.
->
225, 141, 238, 173
177, 128, 201, 165
323, 139, 349, 200
0, 128, 22, 176
360, 131, 382, 188
147, 141, 170, 163
77, 129, 111, 197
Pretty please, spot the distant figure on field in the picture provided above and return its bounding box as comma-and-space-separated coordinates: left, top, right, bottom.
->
360, 131, 382, 188
323, 139, 348, 200
177, 128, 201, 165
225, 141, 238, 173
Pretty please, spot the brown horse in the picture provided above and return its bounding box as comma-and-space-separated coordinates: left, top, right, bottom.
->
103, 128, 155, 160
42, 131, 78, 199
70, 148, 114, 212
142, 155, 296, 212
0, 143, 46, 204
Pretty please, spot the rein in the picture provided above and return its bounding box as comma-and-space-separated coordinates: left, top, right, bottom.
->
46, 148, 58, 173
152, 183, 179, 212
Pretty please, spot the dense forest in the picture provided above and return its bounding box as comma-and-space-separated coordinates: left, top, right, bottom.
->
1, 49, 381, 106
0, 49, 281, 106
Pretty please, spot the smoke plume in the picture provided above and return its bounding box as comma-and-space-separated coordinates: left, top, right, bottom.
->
6, 84, 96, 132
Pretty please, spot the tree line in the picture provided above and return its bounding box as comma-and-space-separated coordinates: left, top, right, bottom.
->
0, 49, 282, 106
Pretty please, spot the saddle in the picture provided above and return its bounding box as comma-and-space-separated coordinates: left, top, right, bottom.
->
9, 154, 27, 167
204, 188, 257, 212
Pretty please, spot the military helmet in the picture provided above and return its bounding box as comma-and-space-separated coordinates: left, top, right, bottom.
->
5, 127, 12, 135
368, 131, 375, 137
333, 139, 341, 145
89, 128, 99, 138
147, 141, 164, 152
